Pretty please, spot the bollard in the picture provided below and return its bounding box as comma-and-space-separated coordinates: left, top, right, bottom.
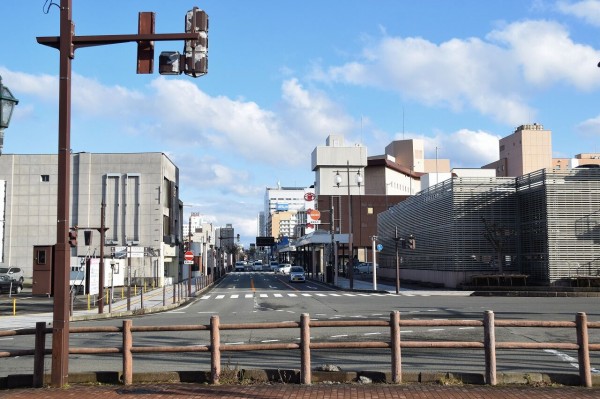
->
12, 298, 16, 315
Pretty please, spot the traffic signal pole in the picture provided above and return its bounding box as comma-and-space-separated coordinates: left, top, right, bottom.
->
37, 2, 207, 387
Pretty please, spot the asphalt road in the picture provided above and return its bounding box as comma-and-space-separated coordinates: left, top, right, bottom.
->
1, 272, 599, 379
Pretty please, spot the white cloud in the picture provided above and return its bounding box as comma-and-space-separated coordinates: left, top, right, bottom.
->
576, 114, 600, 136
487, 20, 600, 90
315, 19, 600, 126
556, 0, 600, 26
423, 129, 501, 168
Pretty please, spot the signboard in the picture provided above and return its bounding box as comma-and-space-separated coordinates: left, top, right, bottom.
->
256, 236, 275, 247
276, 203, 289, 211
111, 246, 145, 258
88, 258, 100, 295
376, 243, 383, 251
307, 209, 321, 221
184, 250, 194, 265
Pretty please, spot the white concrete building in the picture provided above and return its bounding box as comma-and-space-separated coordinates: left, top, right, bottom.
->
0, 152, 182, 286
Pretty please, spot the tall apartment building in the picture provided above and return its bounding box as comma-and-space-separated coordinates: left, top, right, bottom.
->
0, 152, 182, 285
263, 185, 315, 239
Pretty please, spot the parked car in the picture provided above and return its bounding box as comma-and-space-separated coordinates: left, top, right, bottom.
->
0, 267, 24, 283
234, 261, 246, 272
277, 263, 292, 274
0, 275, 22, 294
354, 262, 379, 274
288, 266, 306, 283
269, 261, 279, 272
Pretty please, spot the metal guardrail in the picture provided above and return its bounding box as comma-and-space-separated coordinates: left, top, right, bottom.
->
0, 311, 598, 388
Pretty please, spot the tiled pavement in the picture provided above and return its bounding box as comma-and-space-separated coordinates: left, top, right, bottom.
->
3, 382, 600, 399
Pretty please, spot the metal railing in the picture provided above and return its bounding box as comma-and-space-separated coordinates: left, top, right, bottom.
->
0, 310, 598, 388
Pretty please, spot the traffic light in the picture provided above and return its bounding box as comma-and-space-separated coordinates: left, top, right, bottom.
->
408, 234, 416, 250
68, 227, 78, 247
159, 51, 183, 75
183, 7, 208, 77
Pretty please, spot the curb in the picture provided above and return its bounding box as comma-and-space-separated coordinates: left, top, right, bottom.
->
2, 369, 597, 390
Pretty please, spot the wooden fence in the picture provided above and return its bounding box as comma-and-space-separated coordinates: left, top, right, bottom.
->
0, 310, 598, 387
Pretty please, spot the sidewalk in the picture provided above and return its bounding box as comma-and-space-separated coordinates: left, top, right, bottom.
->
3, 381, 600, 398
1, 283, 192, 330
331, 275, 474, 296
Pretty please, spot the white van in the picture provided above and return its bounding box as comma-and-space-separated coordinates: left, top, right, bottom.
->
253, 260, 263, 271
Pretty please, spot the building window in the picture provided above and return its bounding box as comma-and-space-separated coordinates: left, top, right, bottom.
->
41, 175, 50, 182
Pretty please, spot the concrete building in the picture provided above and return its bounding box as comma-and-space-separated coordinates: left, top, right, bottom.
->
263, 185, 315, 239
484, 123, 553, 177
0, 152, 182, 286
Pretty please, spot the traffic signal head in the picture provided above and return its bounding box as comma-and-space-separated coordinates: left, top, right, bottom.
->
69, 228, 78, 247
408, 235, 416, 250
183, 7, 209, 77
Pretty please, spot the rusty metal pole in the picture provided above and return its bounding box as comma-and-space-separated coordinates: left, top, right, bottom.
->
390, 311, 401, 383
123, 319, 133, 385
484, 310, 497, 386
51, 0, 73, 387
210, 315, 221, 384
300, 313, 311, 384
576, 312, 591, 387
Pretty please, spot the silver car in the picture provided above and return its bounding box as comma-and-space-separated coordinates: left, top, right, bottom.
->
288, 266, 306, 283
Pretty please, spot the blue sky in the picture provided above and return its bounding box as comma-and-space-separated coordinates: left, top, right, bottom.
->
1, 0, 600, 247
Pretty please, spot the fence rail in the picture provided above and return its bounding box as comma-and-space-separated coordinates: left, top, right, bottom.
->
0, 311, 598, 388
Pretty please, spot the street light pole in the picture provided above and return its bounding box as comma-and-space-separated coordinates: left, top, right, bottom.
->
393, 227, 401, 295
0, 74, 19, 155
335, 161, 362, 290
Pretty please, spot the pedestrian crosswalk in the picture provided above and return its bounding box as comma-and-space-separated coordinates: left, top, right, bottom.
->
199, 291, 430, 301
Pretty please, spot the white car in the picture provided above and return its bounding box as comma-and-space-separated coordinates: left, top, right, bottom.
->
234, 261, 245, 272
277, 263, 292, 274
253, 261, 263, 271
270, 261, 279, 272
288, 266, 306, 283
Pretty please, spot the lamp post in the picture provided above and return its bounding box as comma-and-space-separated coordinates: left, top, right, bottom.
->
0, 75, 19, 155
335, 161, 363, 290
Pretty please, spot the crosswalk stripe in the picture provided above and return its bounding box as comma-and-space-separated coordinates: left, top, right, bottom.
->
245, 293, 253, 298
260, 294, 267, 298
231, 294, 239, 299
288, 293, 297, 297
274, 293, 283, 298
301, 293, 312, 297
216, 295, 225, 299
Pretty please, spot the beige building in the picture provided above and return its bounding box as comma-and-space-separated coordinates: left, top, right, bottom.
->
485, 123, 553, 177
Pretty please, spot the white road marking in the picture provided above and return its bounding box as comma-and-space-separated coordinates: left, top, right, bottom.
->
261, 339, 279, 343
245, 294, 253, 298
215, 295, 225, 299
274, 293, 283, 298
201, 295, 211, 300
331, 334, 348, 338
428, 328, 445, 332
364, 332, 382, 336
288, 293, 297, 297
231, 294, 239, 299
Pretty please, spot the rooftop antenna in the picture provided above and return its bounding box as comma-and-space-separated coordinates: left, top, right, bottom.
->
402, 107, 405, 140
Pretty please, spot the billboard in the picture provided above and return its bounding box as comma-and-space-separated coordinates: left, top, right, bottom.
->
256, 236, 275, 247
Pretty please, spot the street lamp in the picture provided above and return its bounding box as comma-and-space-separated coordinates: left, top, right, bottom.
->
335, 161, 363, 290
0, 75, 19, 155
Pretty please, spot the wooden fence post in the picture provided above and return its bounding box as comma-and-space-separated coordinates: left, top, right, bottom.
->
300, 313, 311, 384
390, 311, 401, 383
484, 310, 497, 386
210, 315, 221, 384
33, 322, 46, 387
123, 320, 133, 385
576, 312, 592, 387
